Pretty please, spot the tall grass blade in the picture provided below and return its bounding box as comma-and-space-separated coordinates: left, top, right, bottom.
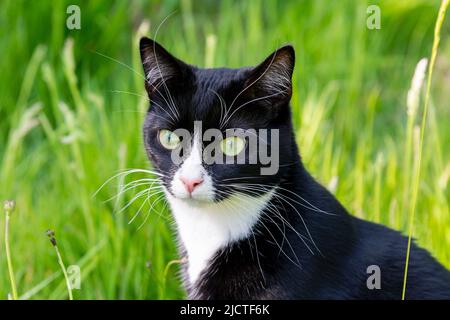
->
402, 0, 450, 300
3, 200, 18, 300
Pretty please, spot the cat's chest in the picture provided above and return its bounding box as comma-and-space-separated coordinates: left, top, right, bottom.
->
165, 190, 274, 285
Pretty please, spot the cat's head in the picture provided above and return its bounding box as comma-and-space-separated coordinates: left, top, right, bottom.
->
139, 37, 296, 204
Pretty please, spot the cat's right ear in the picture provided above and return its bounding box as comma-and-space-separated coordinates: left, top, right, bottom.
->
244, 45, 295, 109
139, 37, 186, 95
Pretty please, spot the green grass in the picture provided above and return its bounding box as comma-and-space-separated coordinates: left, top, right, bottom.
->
402, 0, 449, 299
0, 0, 449, 299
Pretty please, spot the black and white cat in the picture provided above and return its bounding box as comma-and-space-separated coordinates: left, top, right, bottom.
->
139, 37, 450, 299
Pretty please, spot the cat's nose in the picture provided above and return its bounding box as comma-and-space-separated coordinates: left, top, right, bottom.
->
180, 176, 204, 194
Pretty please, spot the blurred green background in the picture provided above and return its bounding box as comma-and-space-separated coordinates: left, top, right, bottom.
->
0, 0, 449, 299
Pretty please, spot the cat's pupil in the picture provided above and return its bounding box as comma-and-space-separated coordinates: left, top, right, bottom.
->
166, 132, 175, 144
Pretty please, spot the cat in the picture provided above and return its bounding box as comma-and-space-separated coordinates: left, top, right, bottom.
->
139, 37, 450, 299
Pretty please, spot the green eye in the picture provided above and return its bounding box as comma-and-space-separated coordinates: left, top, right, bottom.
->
220, 136, 245, 156
159, 129, 180, 150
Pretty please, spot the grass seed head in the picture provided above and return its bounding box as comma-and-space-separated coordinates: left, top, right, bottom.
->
3, 200, 16, 214
46, 229, 57, 246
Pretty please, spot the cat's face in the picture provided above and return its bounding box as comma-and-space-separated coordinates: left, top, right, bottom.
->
140, 38, 295, 205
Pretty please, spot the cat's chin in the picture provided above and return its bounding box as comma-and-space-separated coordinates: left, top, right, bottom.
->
163, 187, 216, 207
177, 197, 216, 207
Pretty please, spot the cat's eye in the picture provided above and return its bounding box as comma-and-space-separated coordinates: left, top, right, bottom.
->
159, 129, 181, 150
220, 136, 245, 157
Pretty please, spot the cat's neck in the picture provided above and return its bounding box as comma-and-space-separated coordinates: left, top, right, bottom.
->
165, 189, 276, 285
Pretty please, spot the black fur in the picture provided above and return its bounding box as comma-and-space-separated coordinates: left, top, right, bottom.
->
139, 37, 450, 299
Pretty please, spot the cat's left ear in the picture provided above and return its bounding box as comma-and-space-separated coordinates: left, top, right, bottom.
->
245, 45, 295, 108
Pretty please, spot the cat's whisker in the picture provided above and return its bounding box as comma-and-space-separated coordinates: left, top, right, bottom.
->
147, 111, 177, 125
209, 88, 228, 129
265, 205, 313, 256
93, 50, 146, 80
93, 46, 180, 122
129, 190, 166, 225
225, 182, 334, 215
147, 84, 180, 123
119, 186, 157, 209
141, 77, 180, 123
221, 89, 286, 129
273, 188, 335, 216
128, 190, 155, 224
220, 189, 303, 267
215, 187, 314, 256
112, 109, 148, 114
251, 230, 266, 284
266, 201, 288, 248
114, 180, 161, 199
278, 161, 301, 167
224, 184, 320, 255
137, 193, 169, 230
111, 90, 177, 124
135, 85, 179, 123
102, 168, 163, 182
213, 194, 268, 283
105, 180, 160, 203
257, 216, 302, 268
151, 12, 181, 122
217, 193, 294, 266
94, 168, 163, 198
268, 193, 321, 255
116, 188, 150, 215
111, 90, 149, 100
221, 176, 263, 182
270, 185, 335, 216
116, 185, 164, 215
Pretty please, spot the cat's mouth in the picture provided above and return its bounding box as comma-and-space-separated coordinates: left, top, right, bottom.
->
174, 192, 215, 203
164, 183, 216, 205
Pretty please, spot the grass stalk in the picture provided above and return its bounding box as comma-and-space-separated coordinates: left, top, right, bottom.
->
402, 57, 428, 228
4, 200, 18, 300
205, 34, 217, 68
402, 0, 450, 300
47, 230, 73, 300
162, 257, 187, 298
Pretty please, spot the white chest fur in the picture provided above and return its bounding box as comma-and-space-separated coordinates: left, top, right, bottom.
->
166, 190, 274, 285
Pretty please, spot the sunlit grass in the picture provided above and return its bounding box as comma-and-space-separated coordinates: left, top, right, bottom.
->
402, 0, 449, 300
0, 0, 449, 299
46, 229, 73, 300
3, 200, 18, 300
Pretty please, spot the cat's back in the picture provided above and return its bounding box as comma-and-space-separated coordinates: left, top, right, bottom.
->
279, 208, 450, 299
349, 217, 450, 299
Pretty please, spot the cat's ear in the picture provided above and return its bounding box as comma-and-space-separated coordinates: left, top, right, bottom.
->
244, 45, 295, 107
139, 37, 187, 95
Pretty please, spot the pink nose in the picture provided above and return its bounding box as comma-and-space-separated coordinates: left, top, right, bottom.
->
180, 176, 204, 194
